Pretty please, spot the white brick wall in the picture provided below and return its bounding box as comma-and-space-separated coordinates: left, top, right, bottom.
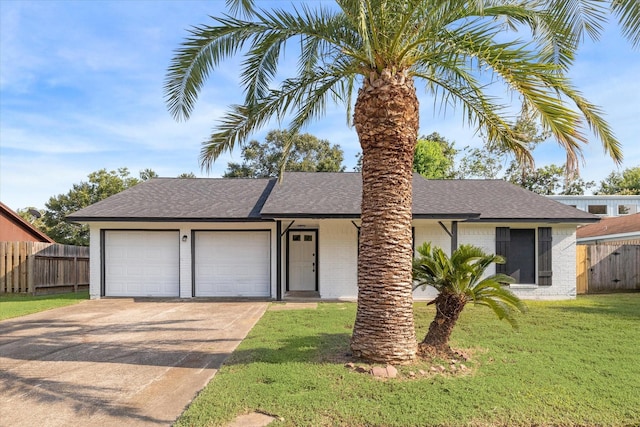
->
317, 220, 578, 301
318, 219, 358, 299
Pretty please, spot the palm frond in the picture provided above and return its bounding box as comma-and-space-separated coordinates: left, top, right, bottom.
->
413, 243, 526, 329
612, 0, 640, 48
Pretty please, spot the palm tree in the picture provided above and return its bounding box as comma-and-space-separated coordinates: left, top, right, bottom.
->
413, 243, 526, 355
165, 0, 632, 363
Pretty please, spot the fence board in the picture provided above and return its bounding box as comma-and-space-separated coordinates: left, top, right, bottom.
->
582, 244, 640, 293
0, 242, 89, 294
576, 245, 588, 294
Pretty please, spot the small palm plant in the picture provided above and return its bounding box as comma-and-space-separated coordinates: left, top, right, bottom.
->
413, 243, 526, 356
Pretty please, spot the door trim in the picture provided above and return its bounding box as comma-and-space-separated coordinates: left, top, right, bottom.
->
286, 229, 319, 292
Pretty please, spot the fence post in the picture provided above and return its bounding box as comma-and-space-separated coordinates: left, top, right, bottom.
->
73, 255, 78, 293
10, 243, 18, 292
27, 241, 35, 295
0, 242, 6, 293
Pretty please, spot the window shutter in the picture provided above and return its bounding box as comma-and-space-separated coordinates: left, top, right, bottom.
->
495, 227, 510, 275
538, 227, 552, 286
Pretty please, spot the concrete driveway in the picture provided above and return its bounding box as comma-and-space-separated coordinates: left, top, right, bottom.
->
0, 299, 268, 427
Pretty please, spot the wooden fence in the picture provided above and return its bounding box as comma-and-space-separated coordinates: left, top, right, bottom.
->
0, 242, 89, 294
576, 244, 640, 294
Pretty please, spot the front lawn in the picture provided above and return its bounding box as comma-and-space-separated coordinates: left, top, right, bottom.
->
0, 291, 89, 321
177, 294, 640, 426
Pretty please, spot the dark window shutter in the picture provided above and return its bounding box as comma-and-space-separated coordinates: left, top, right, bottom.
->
495, 227, 510, 275
538, 227, 552, 286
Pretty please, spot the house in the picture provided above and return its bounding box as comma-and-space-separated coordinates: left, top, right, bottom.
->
0, 202, 54, 243
67, 172, 598, 301
548, 195, 640, 217
576, 212, 640, 244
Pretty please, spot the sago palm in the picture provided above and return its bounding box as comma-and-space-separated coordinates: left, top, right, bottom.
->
413, 243, 526, 355
165, 0, 631, 363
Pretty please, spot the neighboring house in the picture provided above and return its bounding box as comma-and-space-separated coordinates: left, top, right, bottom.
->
67, 172, 598, 301
576, 213, 640, 244
0, 202, 54, 243
549, 195, 640, 217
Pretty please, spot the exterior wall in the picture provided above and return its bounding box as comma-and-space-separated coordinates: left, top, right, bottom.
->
88, 219, 579, 301
313, 219, 579, 301
88, 221, 277, 300
317, 219, 358, 299
455, 223, 578, 300
412, 221, 452, 300
0, 212, 53, 242
549, 195, 640, 217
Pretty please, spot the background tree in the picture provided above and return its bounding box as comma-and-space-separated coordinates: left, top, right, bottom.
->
16, 208, 47, 231
224, 130, 345, 178
165, 0, 624, 363
413, 133, 457, 179
354, 132, 457, 178
596, 166, 640, 195
413, 243, 526, 355
42, 168, 148, 245
177, 172, 197, 178
504, 163, 595, 195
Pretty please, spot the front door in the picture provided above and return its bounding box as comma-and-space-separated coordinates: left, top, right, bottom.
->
288, 231, 317, 291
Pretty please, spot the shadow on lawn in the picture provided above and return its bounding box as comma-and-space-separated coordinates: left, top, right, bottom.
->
550, 294, 640, 320
225, 332, 353, 365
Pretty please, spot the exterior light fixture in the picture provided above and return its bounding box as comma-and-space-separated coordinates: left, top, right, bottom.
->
182, 235, 188, 242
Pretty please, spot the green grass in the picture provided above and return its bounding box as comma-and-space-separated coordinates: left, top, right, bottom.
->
177, 294, 640, 427
0, 291, 89, 320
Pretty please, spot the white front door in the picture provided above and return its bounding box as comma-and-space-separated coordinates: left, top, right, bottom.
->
288, 231, 316, 291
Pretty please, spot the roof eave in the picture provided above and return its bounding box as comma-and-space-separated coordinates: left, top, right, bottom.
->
468, 217, 601, 223
66, 216, 272, 223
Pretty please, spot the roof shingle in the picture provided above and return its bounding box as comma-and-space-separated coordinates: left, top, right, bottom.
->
67, 173, 598, 223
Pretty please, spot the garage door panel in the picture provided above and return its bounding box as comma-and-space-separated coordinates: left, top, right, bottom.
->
105, 231, 180, 297
195, 231, 270, 297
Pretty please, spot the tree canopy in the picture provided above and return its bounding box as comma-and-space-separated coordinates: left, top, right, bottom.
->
20, 168, 196, 246
223, 130, 345, 178
412, 133, 457, 179
596, 166, 640, 195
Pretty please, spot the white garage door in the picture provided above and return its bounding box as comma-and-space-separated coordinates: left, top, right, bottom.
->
105, 230, 180, 297
195, 231, 271, 297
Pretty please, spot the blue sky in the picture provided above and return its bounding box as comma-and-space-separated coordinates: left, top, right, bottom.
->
1, 0, 638, 211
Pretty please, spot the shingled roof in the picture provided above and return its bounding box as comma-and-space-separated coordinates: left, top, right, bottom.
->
67, 178, 274, 221
262, 172, 597, 222
67, 172, 598, 223
577, 213, 640, 239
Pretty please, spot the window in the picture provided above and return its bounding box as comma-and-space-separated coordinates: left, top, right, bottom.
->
292, 235, 301, 241
588, 205, 607, 215
618, 204, 637, 215
496, 227, 552, 286
304, 235, 313, 242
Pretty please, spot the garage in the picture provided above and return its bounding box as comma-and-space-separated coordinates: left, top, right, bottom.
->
104, 230, 180, 297
194, 231, 271, 297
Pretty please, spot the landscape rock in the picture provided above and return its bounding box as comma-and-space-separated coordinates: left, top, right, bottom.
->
371, 365, 398, 378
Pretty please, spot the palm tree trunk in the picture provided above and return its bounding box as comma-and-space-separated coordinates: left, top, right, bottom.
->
350, 68, 419, 364
420, 293, 467, 355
